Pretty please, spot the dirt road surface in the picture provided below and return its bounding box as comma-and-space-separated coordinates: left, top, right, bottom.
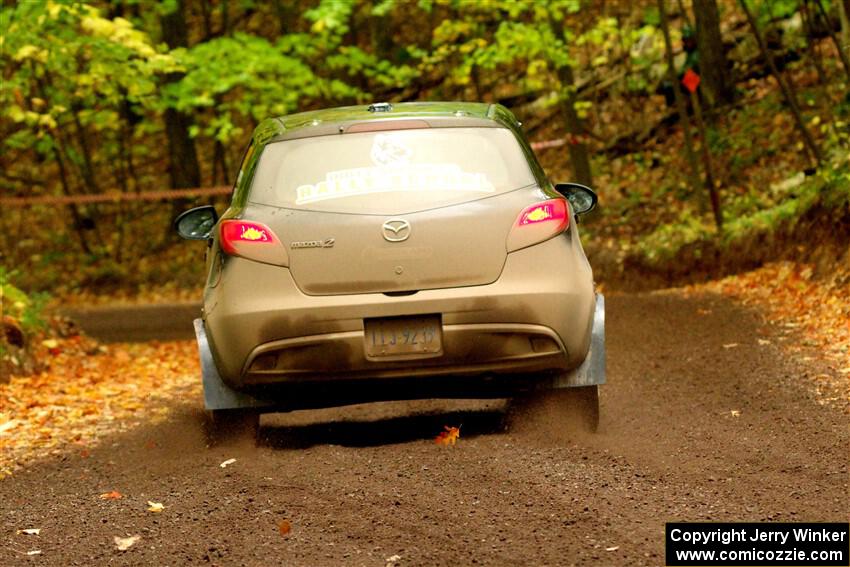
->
2, 292, 847, 566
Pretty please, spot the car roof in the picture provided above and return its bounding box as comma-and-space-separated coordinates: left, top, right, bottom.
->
252, 102, 521, 145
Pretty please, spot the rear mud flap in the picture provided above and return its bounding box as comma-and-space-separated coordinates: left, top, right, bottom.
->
553, 293, 606, 388
194, 319, 276, 411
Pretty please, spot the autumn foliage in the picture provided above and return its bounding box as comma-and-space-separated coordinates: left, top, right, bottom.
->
435, 425, 461, 446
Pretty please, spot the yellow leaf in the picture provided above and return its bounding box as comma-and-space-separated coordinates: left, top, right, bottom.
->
146, 501, 164, 513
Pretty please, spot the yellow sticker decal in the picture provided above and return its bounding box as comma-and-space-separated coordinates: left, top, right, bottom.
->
241, 226, 267, 241
526, 207, 550, 222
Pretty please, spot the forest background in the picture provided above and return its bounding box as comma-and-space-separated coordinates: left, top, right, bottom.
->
1, 0, 849, 369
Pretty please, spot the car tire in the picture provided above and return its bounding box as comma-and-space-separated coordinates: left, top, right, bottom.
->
207, 409, 260, 445
512, 385, 599, 434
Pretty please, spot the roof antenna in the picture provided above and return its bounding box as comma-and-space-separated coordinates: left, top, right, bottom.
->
368, 102, 393, 113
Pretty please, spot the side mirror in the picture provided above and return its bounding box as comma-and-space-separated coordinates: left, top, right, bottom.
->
554, 183, 598, 216
174, 206, 218, 240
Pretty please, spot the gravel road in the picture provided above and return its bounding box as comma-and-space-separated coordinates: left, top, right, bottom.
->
2, 291, 847, 566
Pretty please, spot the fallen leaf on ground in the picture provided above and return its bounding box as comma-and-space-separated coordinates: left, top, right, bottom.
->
730, 410, 741, 417
435, 425, 461, 446
386, 554, 402, 565
114, 535, 141, 551
146, 501, 164, 513
27, 550, 42, 556
758, 339, 771, 345
17, 528, 40, 535
99, 491, 123, 500
606, 546, 620, 552
0, 339, 200, 477
692, 261, 849, 413
278, 519, 291, 536
722, 343, 739, 349
219, 458, 236, 468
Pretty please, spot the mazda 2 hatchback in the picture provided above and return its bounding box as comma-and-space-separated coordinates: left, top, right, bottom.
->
176, 102, 605, 439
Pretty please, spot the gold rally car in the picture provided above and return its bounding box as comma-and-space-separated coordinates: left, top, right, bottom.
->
176, 102, 605, 440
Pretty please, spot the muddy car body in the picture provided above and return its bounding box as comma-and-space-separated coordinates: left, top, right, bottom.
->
176, 102, 605, 435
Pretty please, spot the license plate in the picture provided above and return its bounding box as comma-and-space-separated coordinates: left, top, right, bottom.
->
364, 315, 442, 360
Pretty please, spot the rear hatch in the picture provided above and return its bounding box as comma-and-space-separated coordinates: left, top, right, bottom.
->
245, 126, 539, 295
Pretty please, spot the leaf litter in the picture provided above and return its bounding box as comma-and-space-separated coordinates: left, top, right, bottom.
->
691, 261, 849, 412
0, 339, 200, 476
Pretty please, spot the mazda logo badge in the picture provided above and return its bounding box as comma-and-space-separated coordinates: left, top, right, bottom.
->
382, 219, 411, 242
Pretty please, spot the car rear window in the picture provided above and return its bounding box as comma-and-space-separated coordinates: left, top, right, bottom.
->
247, 127, 536, 214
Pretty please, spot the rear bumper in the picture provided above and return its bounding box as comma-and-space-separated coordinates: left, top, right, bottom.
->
204, 235, 596, 389
195, 295, 605, 411
242, 323, 568, 384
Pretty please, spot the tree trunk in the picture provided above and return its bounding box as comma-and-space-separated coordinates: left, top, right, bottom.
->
53, 146, 93, 254
801, 0, 828, 84
221, 0, 231, 36
658, 0, 707, 214
840, 0, 850, 58
556, 64, 593, 187
273, 0, 295, 35
689, 90, 723, 229
812, 0, 850, 80
694, 0, 735, 108
676, 0, 695, 31
160, 0, 201, 191
738, 0, 822, 167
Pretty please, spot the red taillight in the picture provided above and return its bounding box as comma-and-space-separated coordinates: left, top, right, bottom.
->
507, 199, 570, 252
219, 220, 288, 266
516, 199, 569, 228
